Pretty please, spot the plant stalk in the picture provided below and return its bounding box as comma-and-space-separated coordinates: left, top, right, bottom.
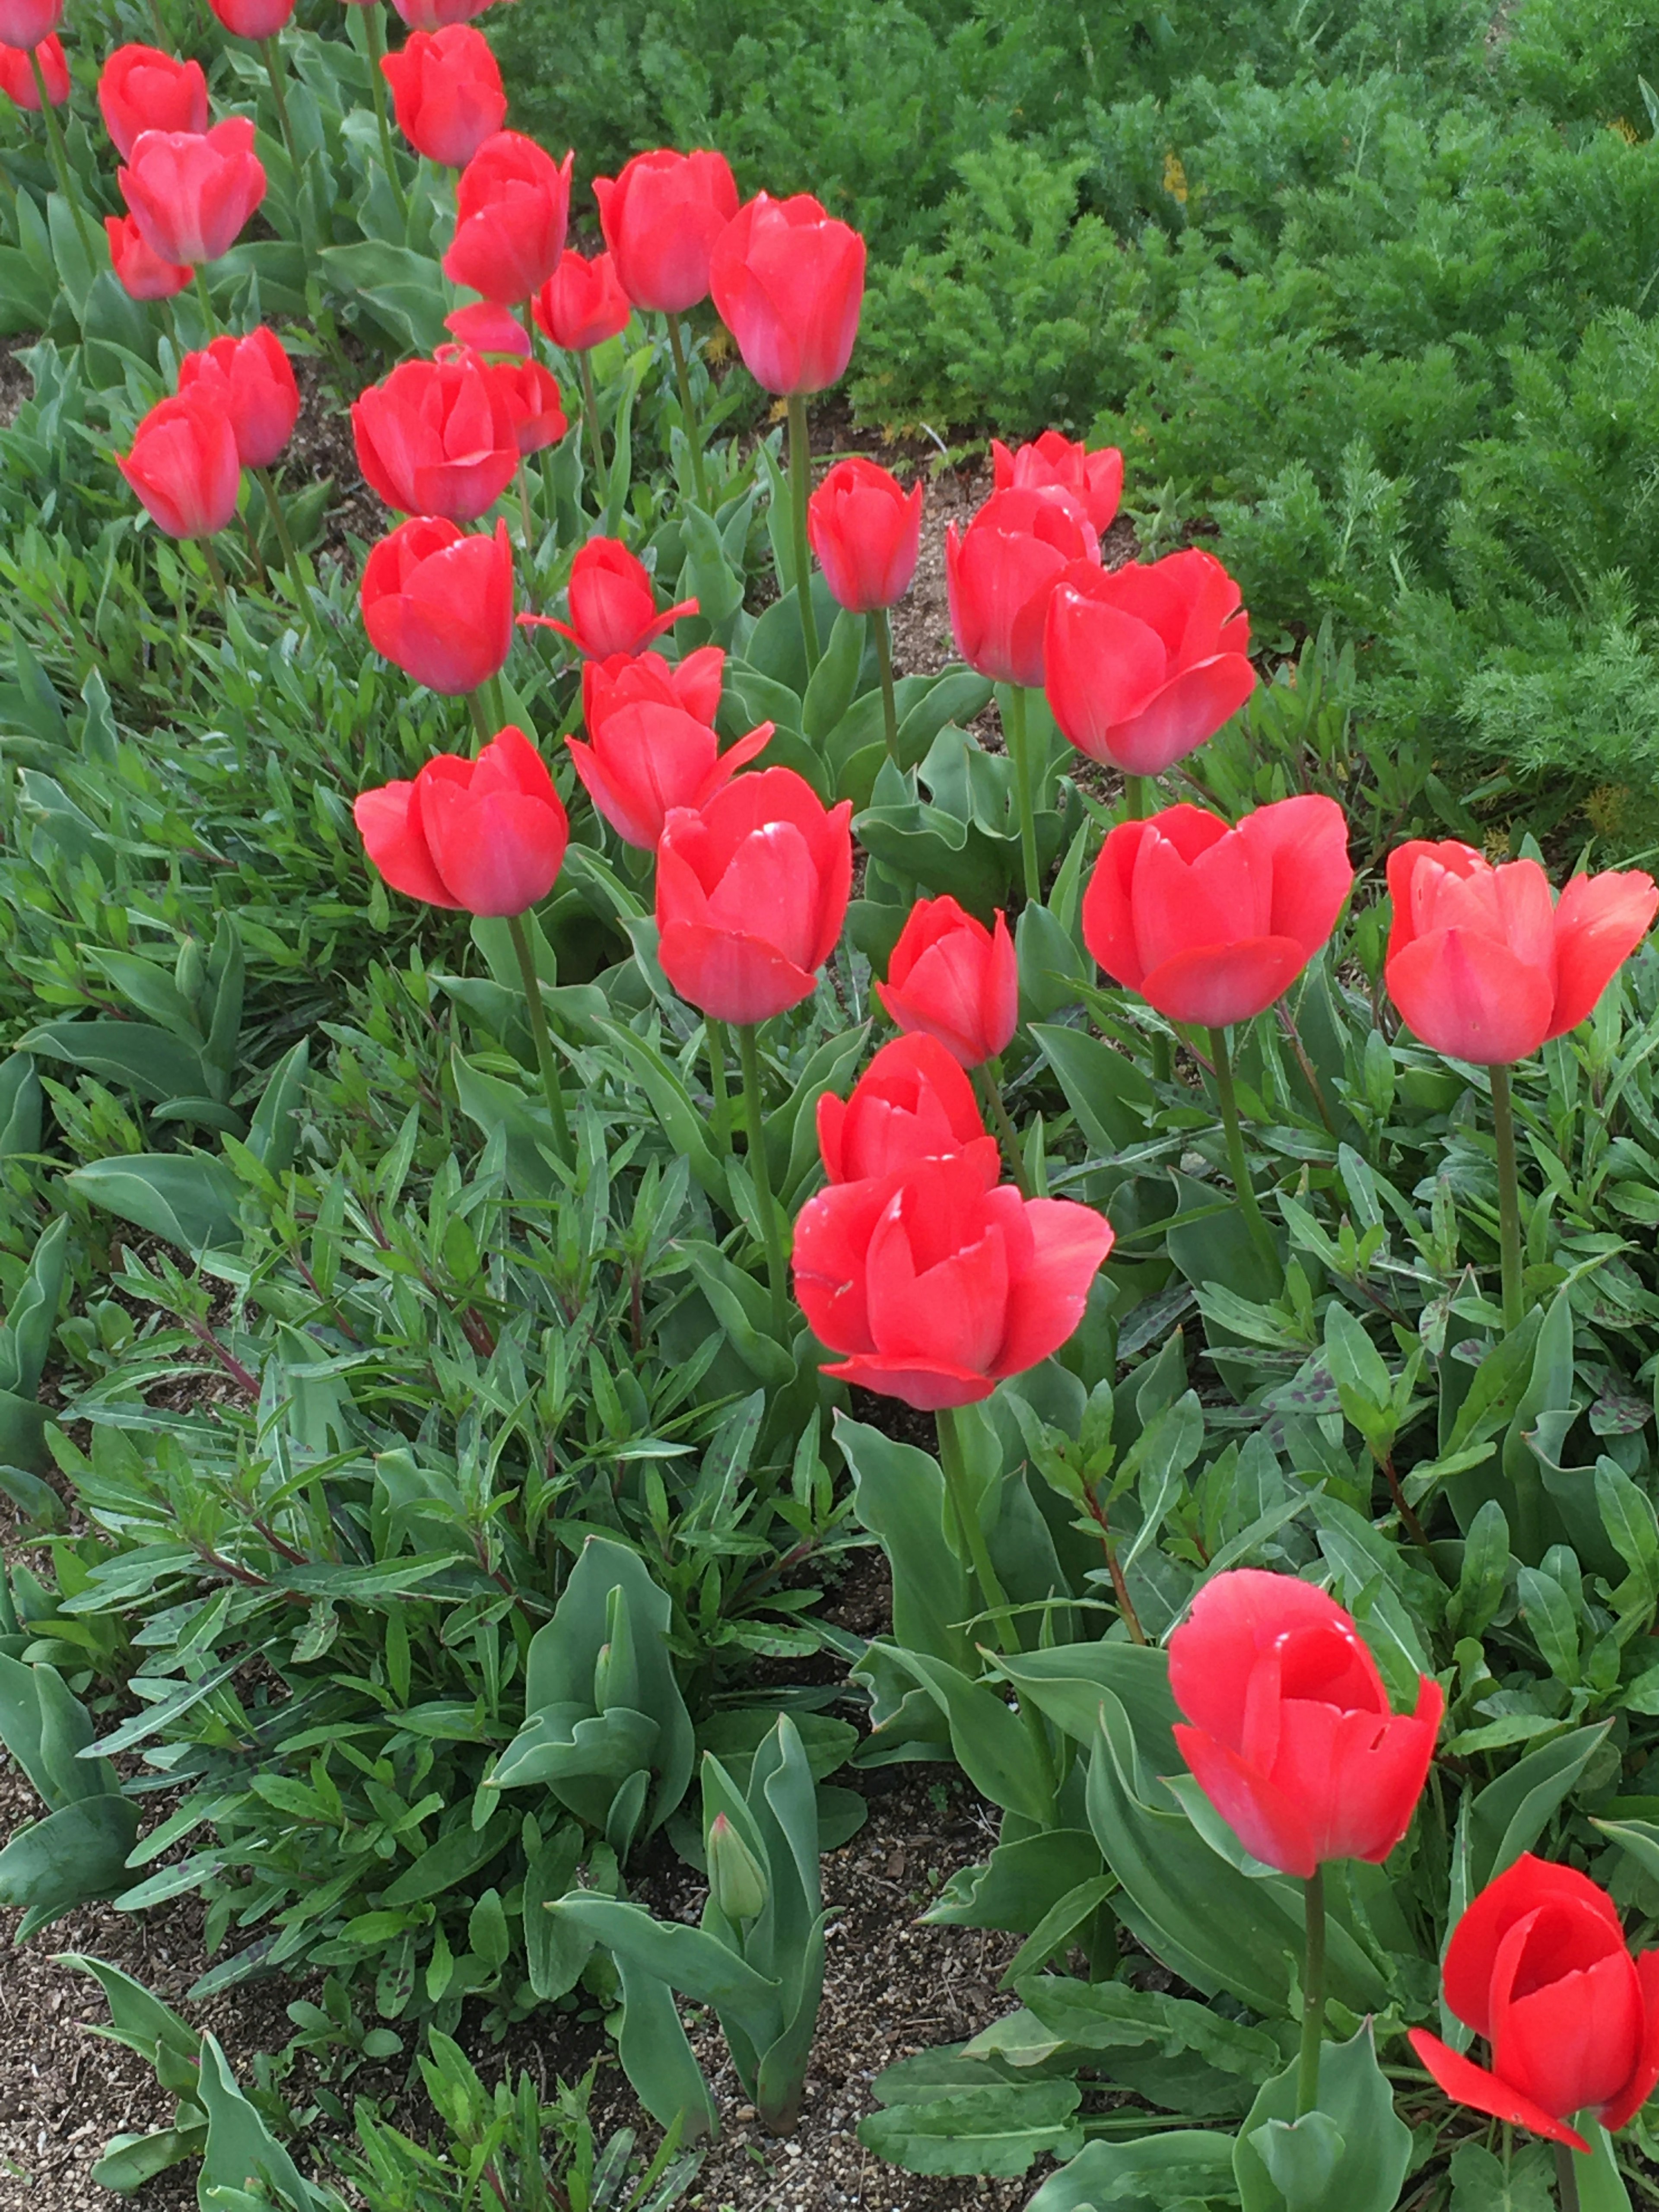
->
1490, 1061, 1525, 1331
467, 690, 493, 751
361, 2, 410, 224
664, 312, 708, 508
872, 606, 899, 763
1004, 683, 1040, 901
1295, 1866, 1327, 2119
253, 465, 327, 652
706, 1016, 731, 1153
1207, 1023, 1281, 1283
1554, 2142, 1582, 2212
935, 1406, 1019, 1649
506, 910, 572, 1167
578, 349, 606, 489
31, 51, 95, 263
738, 1022, 790, 1343
259, 37, 300, 173
1123, 772, 1153, 820
975, 1063, 1033, 1197
199, 534, 229, 611
192, 262, 217, 338
786, 391, 820, 674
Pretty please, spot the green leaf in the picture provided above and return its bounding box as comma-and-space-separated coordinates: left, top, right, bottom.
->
91, 2125, 207, 2194
1032, 1021, 1158, 1154
0, 1795, 141, 1923
923, 1828, 1105, 1935
1233, 2024, 1410, 2212
21, 1017, 208, 1102
67, 1153, 242, 1252
615, 1954, 718, 2141
1469, 1721, 1610, 1885
1025, 2132, 1240, 2212
196, 2034, 313, 2204
857, 2080, 1083, 2178
1447, 2140, 1555, 2212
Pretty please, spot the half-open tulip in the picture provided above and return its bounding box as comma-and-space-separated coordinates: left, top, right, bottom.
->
355, 725, 568, 917
207, 0, 293, 38
793, 1149, 1112, 1409
120, 118, 266, 267
381, 23, 504, 169
360, 516, 513, 695
443, 130, 571, 304
1409, 1857, 1659, 2153
992, 431, 1123, 536
655, 767, 852, 1023
709, 192, 865, 397
1169, 1569, 1442, 1878
178, 326, 300, 470
491, 358, 566, 455
0, 0, 57, 48
105, 212, 191, 300
1082, 796, 1353, 1027
521, 537, 697, 660
1385, 842, 1659, 1066
593, 147, 738, 314
1044, 548, 1257, 778
807, 457, 923, 615
817, 1033, 1000, 1185
569, 685, 771, 852
0, 32, 65, 105
118, 394, 242, 540
98, 44, 207, 156
352, 349, 519, 524
389, 0, 492, 32
533, 248, 632, 351
582, 644, 725, 734
876, 896, 1017, 1070
946, 486, 1099, 689
443, 301, 529, 355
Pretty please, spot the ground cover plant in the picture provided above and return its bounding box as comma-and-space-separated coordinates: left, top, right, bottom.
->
11, 0, 1659, 2209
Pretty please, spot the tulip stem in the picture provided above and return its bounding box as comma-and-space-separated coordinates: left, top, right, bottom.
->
664, 313, 709, 509
199, 535, 229, 615
1553, 2143, 1583, 2212
786, 391, 820, 675
467, 690, 493, 753
935, 1407, 1018, 1649
706, 1017, 731, 1154
361, 2, 411, 226
30, 53, 95, 266
1207, 1024, 1282, 1284
976, 1064, 1033, 1199
872, 608, 900, 764
578, 350, 606, 491
737, 1022, 790, 1344
506, 910, 572, 1169
259, 38, 300, 175
1004, 683, 1040, 902
253, 464, 328, 654
1295, 1866, 1327, 2120
1491, 1062, 1526, 1332
192, 264, 217, 339
1123, 773, 1152, 820
517, 464, 538, 560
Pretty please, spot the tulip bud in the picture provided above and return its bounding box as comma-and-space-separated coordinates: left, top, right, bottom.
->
591, 1640, 613, 1708
174, 935, 206, 1008
707, 1813, 768, 1923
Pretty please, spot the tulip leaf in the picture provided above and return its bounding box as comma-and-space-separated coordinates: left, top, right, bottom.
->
857, 2078, 1084, 2178
878, 1645, 1057, 1827
1233, 2024, 1410, 2212
1468, 1719, 1610, 1886
923, 1827, 1105, 1935
0, 1794, 142, 1931
66, 1152, 243, 1254
1447, 2141, 1555, 2212
1025, 2131, 1240, 2212
615, 1952, 718, 2140
21, 1017, 210, 1103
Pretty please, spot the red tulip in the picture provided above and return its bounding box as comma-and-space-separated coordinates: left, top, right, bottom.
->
992, 431, 1123, 536
817, 1033, 1000, 1185
1044, 549, 1257, 778
389, 0, 493, 31
490, 358, 566, 456
117, 393, 242, 540
582, 644, 725, 734
1409, 1856, 1659, 2153
360, 516, 514, 696
1082, 796, 1353, 1027
592, 147, 738, 315
207, 0, 293, 38
0, 33, 65, 106
709, 191, 866, 397
352, 349, 519, 525
0, 0, 57, 48
521, 537, 697, 660
177, 326, 300, 470
443, 130, 571, 304
569, 670, 771, 851
355, 725, 568, 917
946, 486, 1099, 689
655, 766, 852, 1023
807, 457, 923, 615
1385, 842, 1659, 1066
98, 44, 207, 157
443, 301, 529, 355
120, 118, 267, 267
105, 212, 191, 300
533, 248, 632, 352
793, 1148, 1113, 1410
876, 896, 1017, 1070
1170, 1569, 1442, 1879
381, 23, 503, 169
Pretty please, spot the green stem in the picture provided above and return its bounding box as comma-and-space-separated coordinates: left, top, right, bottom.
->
31, 51, 94, 264
786, 391, 820, 674
1005, 683, 1040, 901
253, 464, 327, 653
192, 263, 217, 339
259, 37, 300, 174
517, 463, 537, 556
935, 1406, 1017, 1648
872, 607, 899, 763
506, 910, 572, 1168
1123, 773, 1152, 820
199, 534, 228, 613
975, 1063, 1033, 1198
1295, 1866, 1327, 2120
467, 690, 493, 752
578, 348, 606, 491
1554, 2142, 1582, 2212
664, 312, 708, 509
738, 1023, 789, 1343
361, 2, 410, 225
706, 1017, 731, 1154
486, 671, 508, 732
1207, 1024, 1281, 1283
1491, 1062, 1525, 1332
237, 508, 270, 587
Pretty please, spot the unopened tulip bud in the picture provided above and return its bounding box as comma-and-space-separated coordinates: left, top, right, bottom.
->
707, 1813, 768, 1923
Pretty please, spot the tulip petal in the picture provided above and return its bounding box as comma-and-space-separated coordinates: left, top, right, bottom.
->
1406, 2030, 1591, 2152
1602, 1950, 1659, 2131
1443, 1856, 1626, 2040
1548, 868, 1659, 1038
1138, 937, 1310, 1026
1169, 1571, 1366, 1748
1100, 653, 1257, 775
1386, 928, 1555, 1064
1496, 1945, 1643, 2126
1170, 1723, 1318, 1878
820, 1352, 995, 1411
656, 921, 817, 1025
354, 782, 462, 908
994, 1197, 1114, 1377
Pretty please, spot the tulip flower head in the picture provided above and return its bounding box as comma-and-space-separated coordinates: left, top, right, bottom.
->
521, 536, 697, 661
1044, 548, 1257, 779
381, 24, 505, 169
178, 327, 300, 470
120, 118, 267, 267
807, 458, 923, 615
1385, 841, 1659, 1066
105, 212, 192, 300
355, 725, 568, 918
655, 766, 852, 1024
389, 0, 496, 33
98, 44, 207, 157
876, 895, 1018, 1070
360, 515, 514, 696
352, 349, 520, 525
569, 671, 771, 852
490, 358, 566, 456
1169, 1568, 1443, 1878
118, 392, 242, 540
0, 33, 66, 106
443, 130, 572, 304
0, 0, 57, 48
946, 485, 1100, 690
1082, 795, 1353, 1027
443, 301, 530, 355
593, 147, 738, 315
817, 1033, 1001, 1185
207, 0, 295, 39
533, 248, 632, 352
1409, 1856, 1659, 2152
709, 191, 866, 397
582, 644, 725, 734
993, 430, 1124, 536
793, 1148, 1113, 1410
